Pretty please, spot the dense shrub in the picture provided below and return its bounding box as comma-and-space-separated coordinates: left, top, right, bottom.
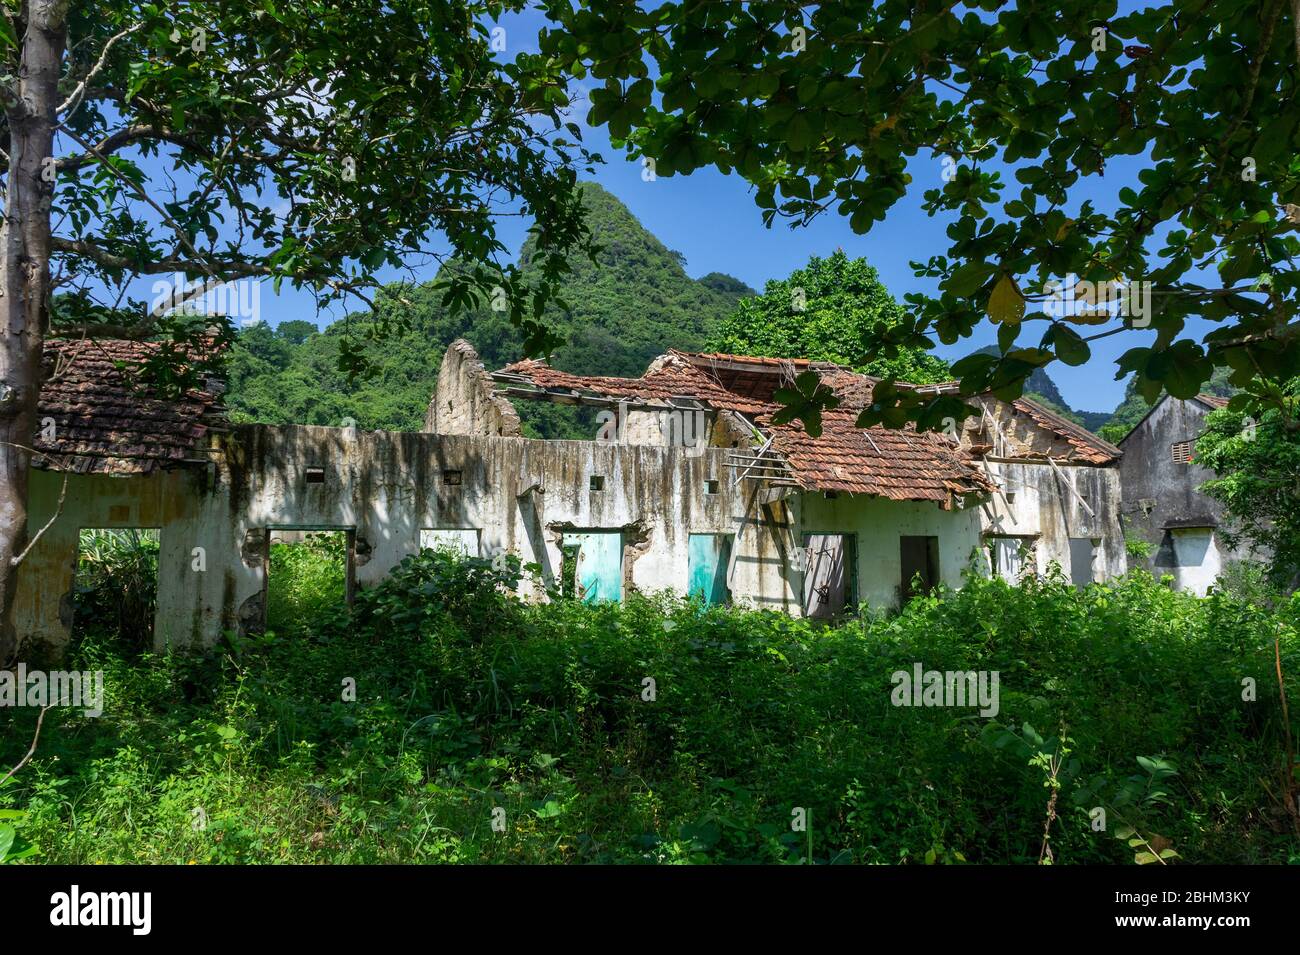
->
71, 529, 160, 648
3, 550, 1297, 864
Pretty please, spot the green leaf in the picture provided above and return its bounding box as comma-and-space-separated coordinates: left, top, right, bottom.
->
987, 275, 1025, 325
1050, 324, 1090, 366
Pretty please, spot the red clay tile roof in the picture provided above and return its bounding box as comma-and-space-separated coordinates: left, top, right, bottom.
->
497, 351, 993, 503
770, 410, 994, 500
35, 338, 226, 475
1195, 393, 1230, 410
1010, 397, 1122, 465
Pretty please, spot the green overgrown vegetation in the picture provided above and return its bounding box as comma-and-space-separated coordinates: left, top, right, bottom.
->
223, 182, 752, 438
265, 533, 350, 638
3, 545, 1297, 865
71, 529, 161, 649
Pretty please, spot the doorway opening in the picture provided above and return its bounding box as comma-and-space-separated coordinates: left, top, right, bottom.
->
72, 527, 161, 648
688, 533, 734, 605
802, 533, 857, 619
264, 528, 355, 635
900, 535, 940, 602
558, 531, 623, 603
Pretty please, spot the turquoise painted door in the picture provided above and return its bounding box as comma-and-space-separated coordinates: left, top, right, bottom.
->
687, 534, 732, 605
562, 532, 623, 603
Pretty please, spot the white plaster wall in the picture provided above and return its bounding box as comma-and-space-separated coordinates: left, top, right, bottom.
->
977, 460, 1126, 582
16, 425, 798, 651
798, 492, 985, 609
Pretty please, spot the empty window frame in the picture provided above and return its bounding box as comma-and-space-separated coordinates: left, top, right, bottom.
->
900, 535, 940, 602
1154, 527, 1214, 569
72, 527, 161, 644
988, 536, 1028, 580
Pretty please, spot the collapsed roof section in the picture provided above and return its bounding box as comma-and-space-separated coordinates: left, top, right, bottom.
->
902, 380, 1122, 466
35, 338, 227, 475
495, 349, 996, 505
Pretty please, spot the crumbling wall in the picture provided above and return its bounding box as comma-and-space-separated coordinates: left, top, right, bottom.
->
978, 460, 1126, 582
14, 423, 792, 651
961, 396, 1081, 459
424, 338, 522, 436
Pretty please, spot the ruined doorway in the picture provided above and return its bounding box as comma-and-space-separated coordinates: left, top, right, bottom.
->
559, 531, 623, 603
688, 533, 733, 605
72, 528, 161, 647
900, 535, 940, 602
264, 528, 356, 634
802, 533, 856, 619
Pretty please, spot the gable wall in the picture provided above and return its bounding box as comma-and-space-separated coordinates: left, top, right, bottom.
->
1117, 397, 1260, 592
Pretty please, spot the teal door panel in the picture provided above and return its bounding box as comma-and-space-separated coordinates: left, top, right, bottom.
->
687, 534, 732, 605
562, 532, 623, 603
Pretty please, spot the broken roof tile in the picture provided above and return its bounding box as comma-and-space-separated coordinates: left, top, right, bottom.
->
495, 350, 994, 503
34, 338, 226, 475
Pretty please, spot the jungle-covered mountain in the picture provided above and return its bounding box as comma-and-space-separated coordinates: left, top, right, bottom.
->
224, 182, 754, 436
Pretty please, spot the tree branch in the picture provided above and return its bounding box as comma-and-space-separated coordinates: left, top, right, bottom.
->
58, 20, 146, 117
0, 707, 52, 786
56, 124, 209, 172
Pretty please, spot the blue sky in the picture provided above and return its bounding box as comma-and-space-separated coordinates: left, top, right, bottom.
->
95, 3, 1207, 416
244, 5, 1186, 415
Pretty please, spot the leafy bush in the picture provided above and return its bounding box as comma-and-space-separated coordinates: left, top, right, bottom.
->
1124, 533, 1153, 560
3, 554, 1296, 864
265, 533, 348, 637
72, 529, 160, 648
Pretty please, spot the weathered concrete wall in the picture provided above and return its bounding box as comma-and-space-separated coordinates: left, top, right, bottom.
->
978, 460, 1126, 582
14, 467, 217, 654
15, 424, 799, 652
424, 339, 522, 436
1118, 397, 1260, 593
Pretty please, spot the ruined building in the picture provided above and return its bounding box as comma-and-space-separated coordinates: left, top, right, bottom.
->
1117, 393, 1264, 594
14, 338, 1125, 654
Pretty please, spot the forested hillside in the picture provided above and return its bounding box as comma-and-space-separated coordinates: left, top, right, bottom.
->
224, 178, 1212, 444
1097, 366, 1237, 445
225, 182, 752, 435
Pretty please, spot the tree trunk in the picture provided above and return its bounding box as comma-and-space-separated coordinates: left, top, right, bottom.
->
0, 1, 67, 664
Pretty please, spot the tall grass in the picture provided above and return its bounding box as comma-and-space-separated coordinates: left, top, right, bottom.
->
72, 528, 160, 647
3, 548, 1296, 864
